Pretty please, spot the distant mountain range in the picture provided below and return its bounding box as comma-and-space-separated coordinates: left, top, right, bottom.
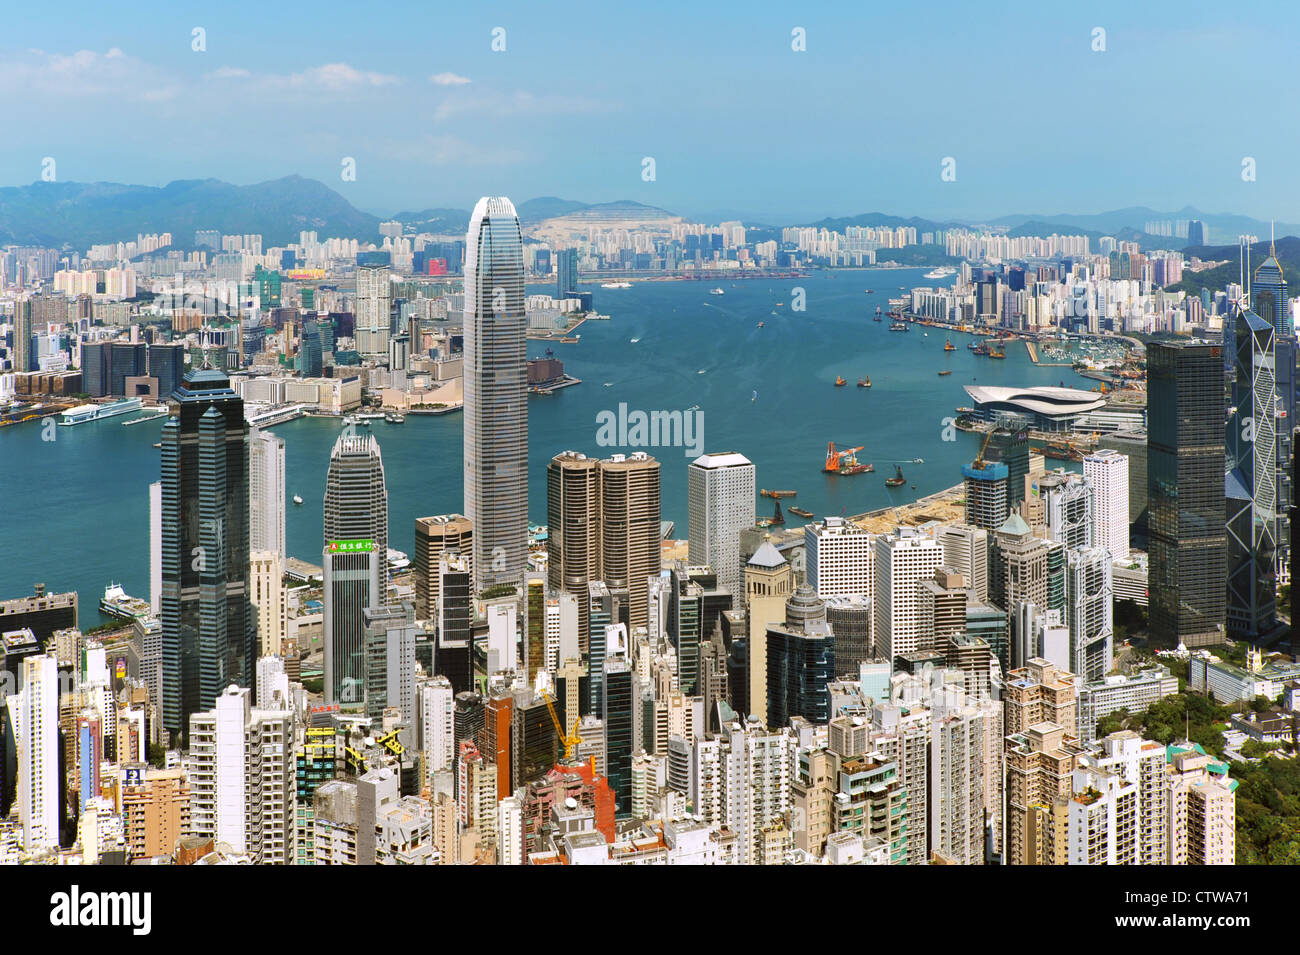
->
1, 175, 1296, 255
1165, 236, 1300, 296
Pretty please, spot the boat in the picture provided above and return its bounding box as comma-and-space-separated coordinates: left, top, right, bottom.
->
973, 343, 990, 356
857, 376, 872, 388
697, 369, 706, 375
865, 289, 874, 293
99, 583, 149, 621
885, 466, 907, 488
775, 303, 785, 307
923, 332, 928, 337
788, 506, 814, 519
756, 321, 765, 328
756, 501, 786, 527
601, 281, 632, 289
761, 489, 797, 499
559, 336, 579, 343
59, 397, 144, 426
545, 347, 555, 357
889, 322, 908, 332
938, 370, 953, 376
988, 346, 1006, 359
709, 288, 725, 296
630, 337, 640, 343
824, 441, 874, 475
603, 382, 614, 387
293, 495, 304, 505
967, 341, 980, 351
752, 390, 758, 402
384, 413, 405, 423
834, 375, 847, 387
872, 314, 883, 322
342, 414, 369, 427
944, 339, 956, 351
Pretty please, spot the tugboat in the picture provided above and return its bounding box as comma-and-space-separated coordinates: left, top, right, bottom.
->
857, 375, 872, 388
967, 340, 980, 351
988, 345, 1006, 359
834, 375, 847, 387
944, 339, 956, 351
885, 465, 907, 488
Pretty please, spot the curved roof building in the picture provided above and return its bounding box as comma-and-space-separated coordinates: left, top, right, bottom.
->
963, 385, 1106, 431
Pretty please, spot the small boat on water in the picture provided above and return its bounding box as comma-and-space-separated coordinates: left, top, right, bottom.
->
944, 339, 956, 351
630, 337, 640, 343
885, 465, 907, 488
761, 489, 797, 499
857, 376, 872, 388
865, 289, 875, 293
834, 375, 847, 387
757, 321, 765, 327
788, 506, 814, 519
545, 347, 554, 357
293, 495, 304, 505
100, 583, 149, 621
938, 370, 952, 376
384, 413, 405, 424
967, 341, 979, 351
710, 288, 725, 296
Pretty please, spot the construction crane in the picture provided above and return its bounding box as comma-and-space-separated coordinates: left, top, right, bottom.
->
968, 427, 995, 470
824, 441, 865, 473
540, 689, 583, 762
375, 729, 405, 759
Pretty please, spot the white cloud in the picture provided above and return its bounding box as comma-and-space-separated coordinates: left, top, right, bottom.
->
288, 62, 399, 90
430, 72, 471, 86
432, 89, 608, 123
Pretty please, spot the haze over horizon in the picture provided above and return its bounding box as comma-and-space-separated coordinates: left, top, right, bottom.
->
4, 0, 1297, 224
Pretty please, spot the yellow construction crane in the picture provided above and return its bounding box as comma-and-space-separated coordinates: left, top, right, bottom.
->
540, 689, 583, 762
970, 427, 994, 469
375, 729, 405, 759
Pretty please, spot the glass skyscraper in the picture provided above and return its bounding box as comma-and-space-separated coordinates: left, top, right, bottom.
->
1226, 306, 1277, 639
1148, 341, 1226, 648
160, 367, 253, 737
464, 196, 528, 590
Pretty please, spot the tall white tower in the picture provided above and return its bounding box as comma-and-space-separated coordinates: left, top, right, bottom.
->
1084, 449, 1130, 561
463, 197, 528, 590
687, 452, 755, 600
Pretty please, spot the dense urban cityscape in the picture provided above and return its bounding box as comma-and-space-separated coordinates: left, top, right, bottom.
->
1, 6, 1294, 932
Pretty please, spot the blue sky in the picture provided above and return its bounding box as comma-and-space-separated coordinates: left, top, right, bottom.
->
2, 0, 1295, 224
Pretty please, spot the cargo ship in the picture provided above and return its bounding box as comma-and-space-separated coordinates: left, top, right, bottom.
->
788, 506, 814, 519
760, 489, 797, 499
885, 465, 907, 488
60, 397, 144, 426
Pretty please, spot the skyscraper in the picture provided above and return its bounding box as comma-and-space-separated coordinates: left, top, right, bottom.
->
548, 451, 601, 635
1226, 305, 1278, 640
412, 514, 472, 620
323, 538, 380, 705
12, 297, 33, 373
688, 452, 756, 601
249, 426, 286, 560
1064, 546, 1114, 682
873, 529, 944, 663
962, 459, 1009, 531
13, 653, 59, 853
464, 196, 528, 591
324, 431, 388, 587
556, 248, 578, 299
159, 368, 253, 737
355, 263, 391, 359
1148, 341, 1227, 648
597, 452, 661, 630
1084, 449, 1130, 561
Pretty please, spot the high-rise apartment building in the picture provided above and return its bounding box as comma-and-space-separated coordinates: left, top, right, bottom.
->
11, 653, 59, 853
188, 685, 294, 863
743, 542, 793, 725
250, 551, 286, 659
1148, 341, 1227, 648
159, 368, 253, 737
688, 452, 755, 601
355, 263, 392, 359
1004, 721, 1085, 866
464, 196, 528, 590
